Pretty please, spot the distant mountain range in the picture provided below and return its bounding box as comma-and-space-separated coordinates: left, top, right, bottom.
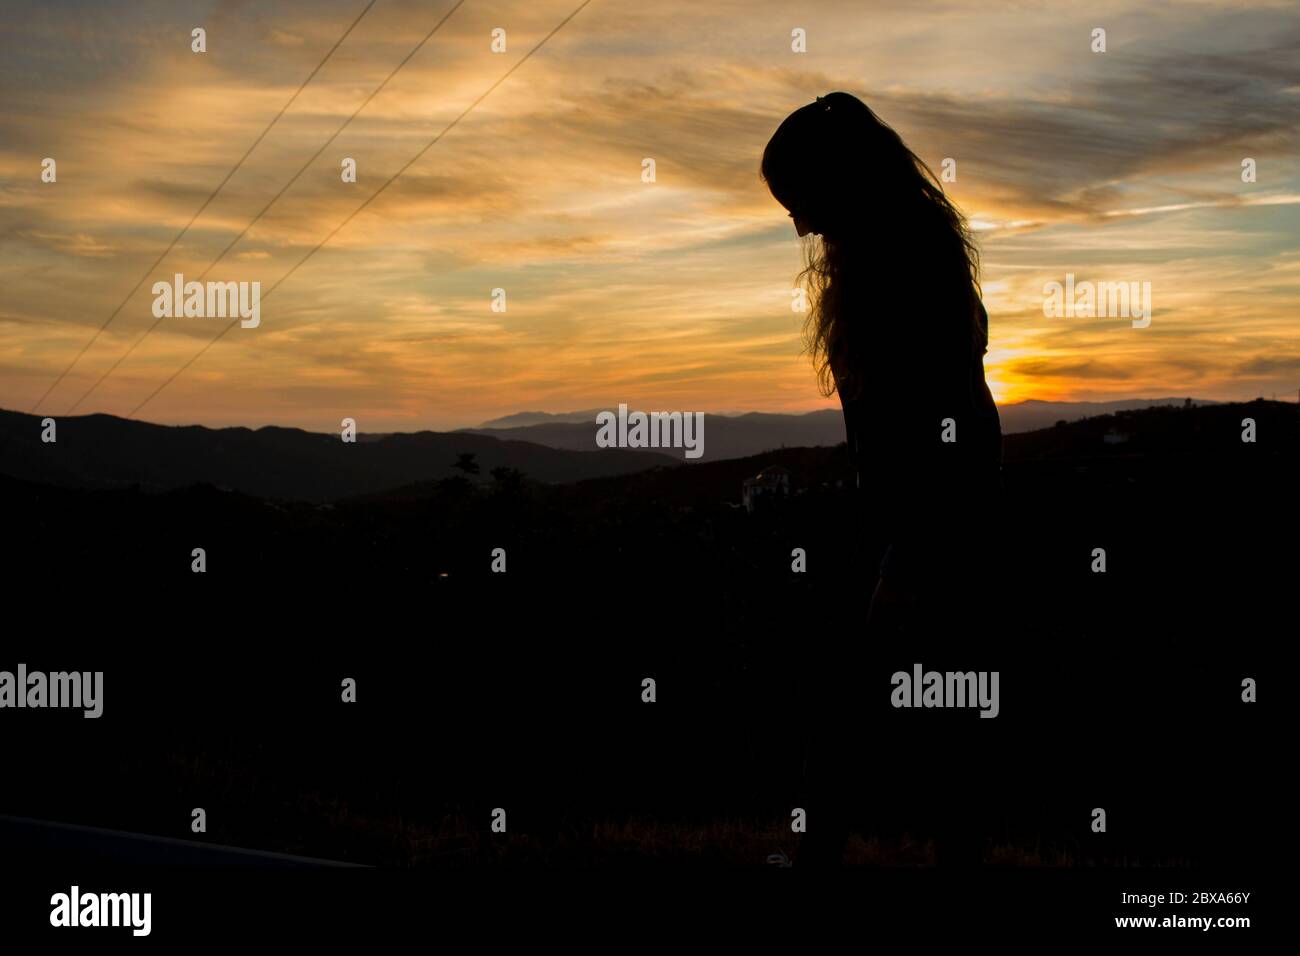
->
0, 398, 1247, 502
462, 410, 846, 462
464, 399, 1222, 461
0, 410, 676, 502
992, 398, 1223, 432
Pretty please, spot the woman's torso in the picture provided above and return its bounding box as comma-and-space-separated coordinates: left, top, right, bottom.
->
838, 299, 1001, 493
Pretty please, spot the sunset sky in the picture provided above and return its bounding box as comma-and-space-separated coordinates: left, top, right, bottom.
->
2, 0, 1297, 431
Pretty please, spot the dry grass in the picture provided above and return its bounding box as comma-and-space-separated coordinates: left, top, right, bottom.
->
150, 750, 1192, 867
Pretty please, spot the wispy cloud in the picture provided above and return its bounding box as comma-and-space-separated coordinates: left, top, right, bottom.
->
1, 0, 1297, 429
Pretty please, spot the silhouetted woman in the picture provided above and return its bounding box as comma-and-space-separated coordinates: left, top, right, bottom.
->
762, 92, 1003, 866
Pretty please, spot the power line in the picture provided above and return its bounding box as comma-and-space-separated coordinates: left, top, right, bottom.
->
27, 0, 379, 415
67, 0, 468, 415
127, 0, 595, 419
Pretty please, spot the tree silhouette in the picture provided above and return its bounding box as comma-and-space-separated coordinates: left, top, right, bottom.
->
490, 465, 526, 495
452, 452, 480, 476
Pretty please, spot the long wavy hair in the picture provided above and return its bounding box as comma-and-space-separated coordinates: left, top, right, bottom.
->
761, 92, 982, 400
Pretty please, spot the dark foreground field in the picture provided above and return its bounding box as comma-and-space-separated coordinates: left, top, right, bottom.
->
1, 401, 1286, 867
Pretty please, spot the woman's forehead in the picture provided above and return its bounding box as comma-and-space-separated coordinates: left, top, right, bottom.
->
766, 177, 806, 210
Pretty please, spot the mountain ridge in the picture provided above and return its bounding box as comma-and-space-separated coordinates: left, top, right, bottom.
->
0, 409, 679, 502
4, 398, 1283, 504
462, 398, 1226, 461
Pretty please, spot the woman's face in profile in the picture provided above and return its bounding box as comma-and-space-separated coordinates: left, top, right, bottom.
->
770, 173, 841, 238
781, 199, 821, 237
